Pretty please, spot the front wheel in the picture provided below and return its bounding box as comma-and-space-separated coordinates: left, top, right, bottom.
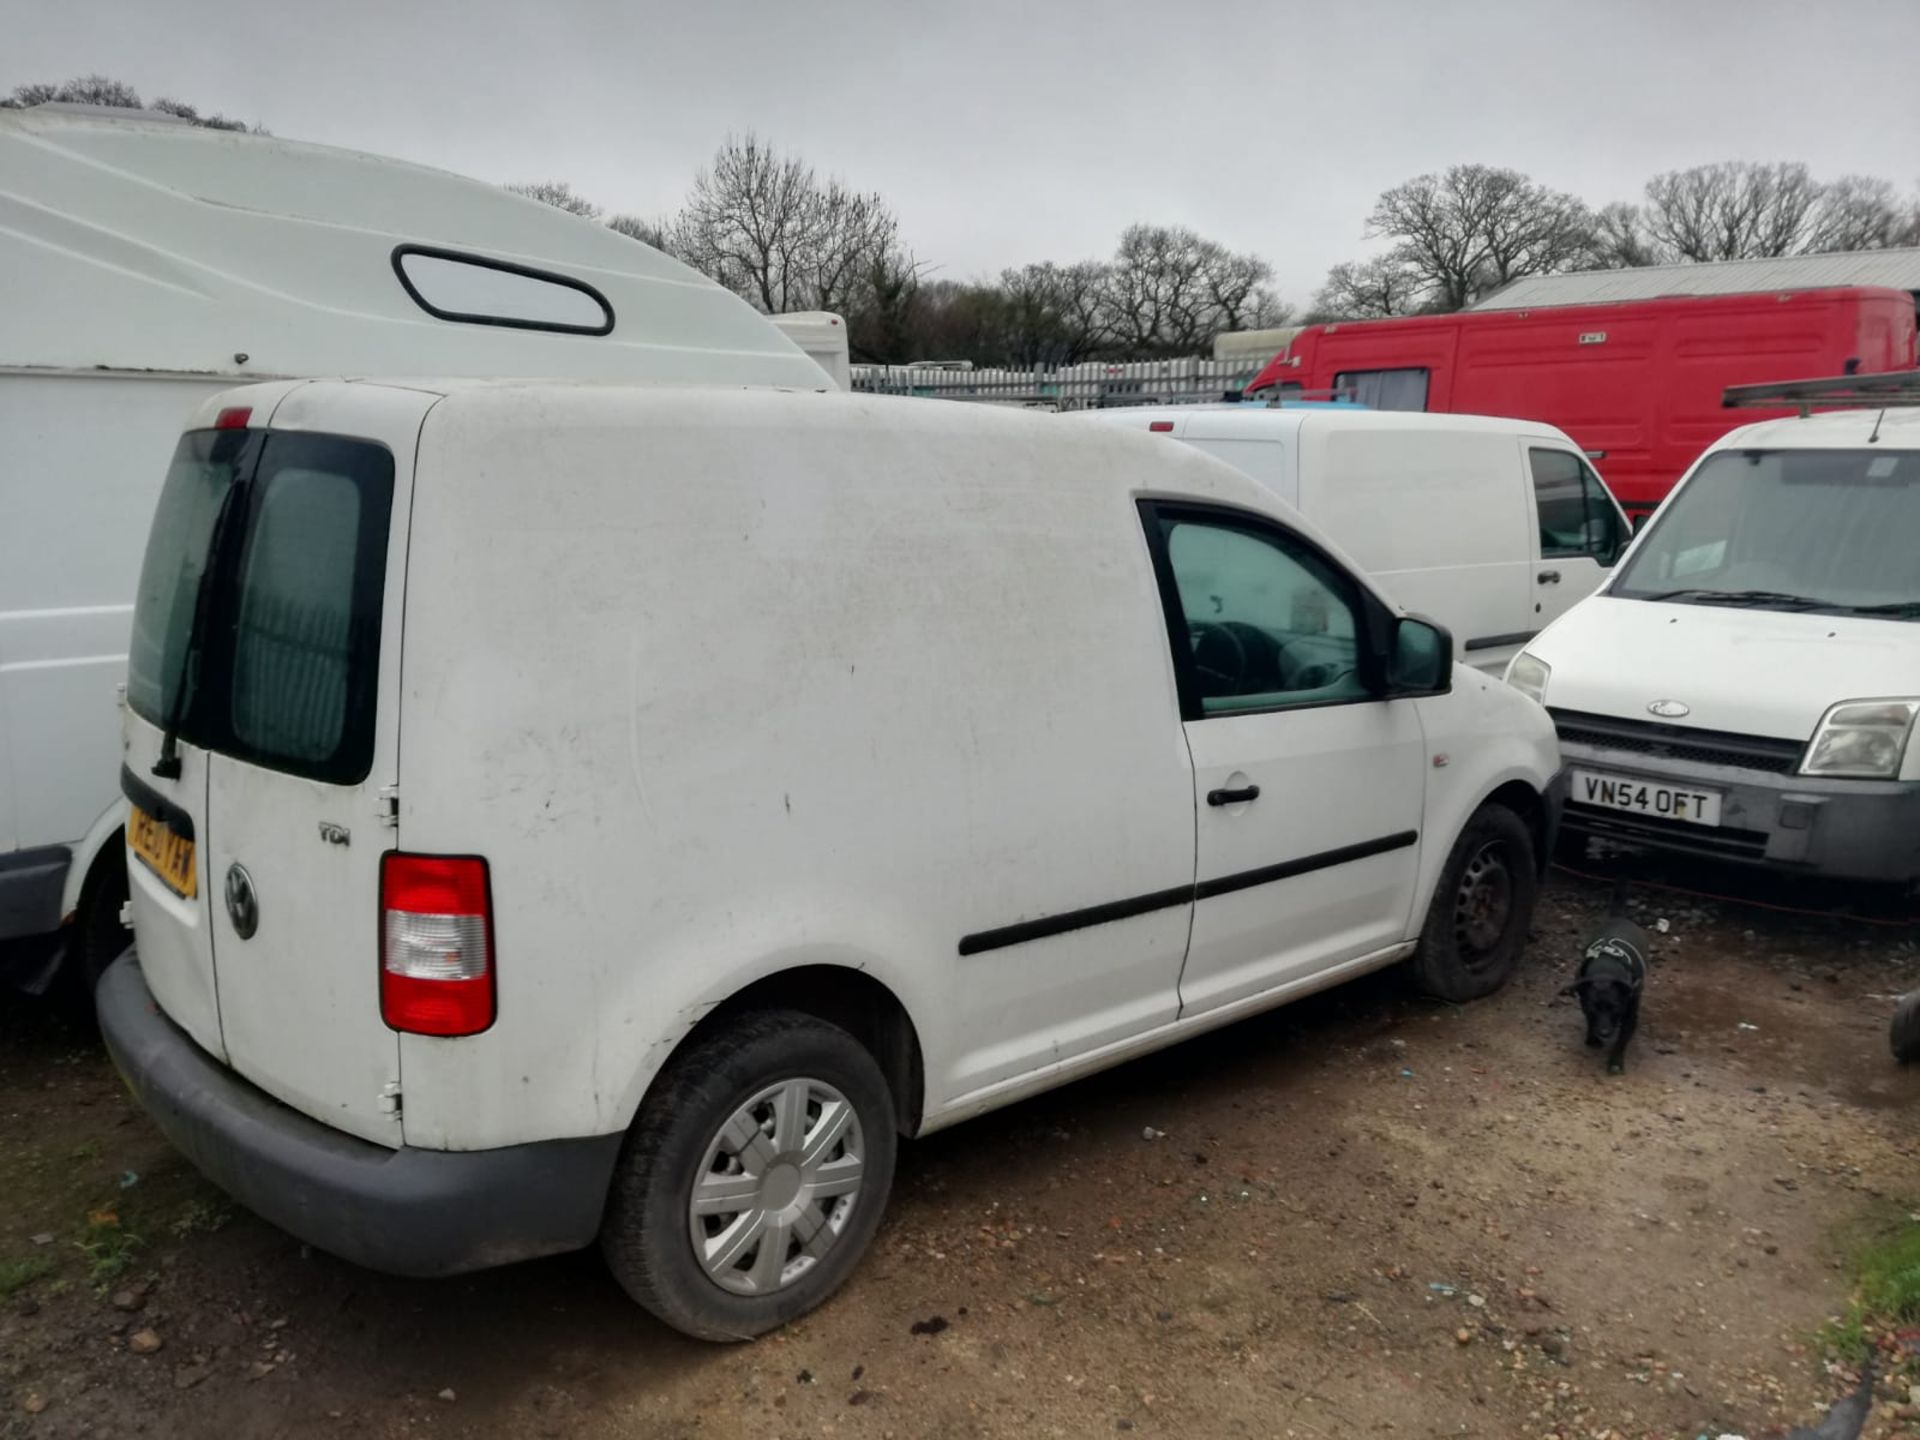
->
1409, 802, 1537, 1002
601, 1010, 897, 1341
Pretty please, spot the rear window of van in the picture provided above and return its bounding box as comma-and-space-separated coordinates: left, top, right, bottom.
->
128, 430, 395, 784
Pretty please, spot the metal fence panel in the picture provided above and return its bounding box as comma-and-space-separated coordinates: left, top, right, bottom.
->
848, 356, 1269, 410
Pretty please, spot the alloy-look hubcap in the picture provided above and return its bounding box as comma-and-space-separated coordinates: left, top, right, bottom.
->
688, 1077, 866, 1296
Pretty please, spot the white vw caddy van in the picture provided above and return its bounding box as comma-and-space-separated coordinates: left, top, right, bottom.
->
102, 379, 1564, 1340
1510, 402, 1920, 883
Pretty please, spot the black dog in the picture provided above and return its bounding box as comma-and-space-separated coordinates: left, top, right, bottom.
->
1564, 888, 1650, 1075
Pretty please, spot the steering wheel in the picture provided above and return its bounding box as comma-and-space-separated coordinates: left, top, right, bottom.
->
1188, 621, 1247, 695
1279, 635, 1356, 693
1290, 661, 1355, 692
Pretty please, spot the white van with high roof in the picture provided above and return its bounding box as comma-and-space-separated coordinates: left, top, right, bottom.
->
0, 105, 828, 990
103, 377, 1564, 1339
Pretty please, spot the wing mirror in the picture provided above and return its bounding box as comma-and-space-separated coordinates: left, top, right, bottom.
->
1386, 615, 1452, 697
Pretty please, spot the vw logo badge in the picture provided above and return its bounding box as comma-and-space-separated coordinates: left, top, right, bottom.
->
225, 862, 259, 940
1647, 699, 1690, 719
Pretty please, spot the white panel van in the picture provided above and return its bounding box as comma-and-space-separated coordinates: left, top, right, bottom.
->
0, 106, 827, 991
1509, 399, 1920, 883
103, 381, 1564, 1339
1070, 407, 1631, 675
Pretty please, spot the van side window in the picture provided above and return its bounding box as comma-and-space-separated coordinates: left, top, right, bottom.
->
1530, 448, 1623, 565
1147, 509, 1369, 716
1332, 368, 1429, 411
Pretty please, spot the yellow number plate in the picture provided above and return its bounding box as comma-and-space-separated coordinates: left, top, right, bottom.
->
128, 803, 197, 898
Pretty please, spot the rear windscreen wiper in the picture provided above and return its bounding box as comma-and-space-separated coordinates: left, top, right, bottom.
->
1634, 588, 1829, 610
152, 485, 243, 780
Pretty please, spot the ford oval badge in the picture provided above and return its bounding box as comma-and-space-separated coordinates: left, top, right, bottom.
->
1647, 699, 1690, 719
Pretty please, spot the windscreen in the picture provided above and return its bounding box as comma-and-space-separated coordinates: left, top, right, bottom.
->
1611, 448, 1920, 615
127, 429, 396, 784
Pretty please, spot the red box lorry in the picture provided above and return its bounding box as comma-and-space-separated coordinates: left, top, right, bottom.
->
1244, 286, 1918, 519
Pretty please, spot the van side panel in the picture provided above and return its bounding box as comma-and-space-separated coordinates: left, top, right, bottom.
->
1294, 422, 1531, 655
1258, 288, 1919, 516
0, 375, 223, 860
1450, 310, 1660, 496
393, 392, 1234, 1150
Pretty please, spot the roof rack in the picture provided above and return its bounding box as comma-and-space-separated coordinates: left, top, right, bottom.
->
1723, 371, 1920, 414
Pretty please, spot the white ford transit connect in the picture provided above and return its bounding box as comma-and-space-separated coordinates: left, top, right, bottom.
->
103, 380, 1564, 1340
1511, 399, 1920, 883
1072, 406, 1631, 676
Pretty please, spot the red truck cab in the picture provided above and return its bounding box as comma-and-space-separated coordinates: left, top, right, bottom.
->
1246, 286, 1918, 519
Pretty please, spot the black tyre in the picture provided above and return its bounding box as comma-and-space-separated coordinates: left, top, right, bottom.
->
1410, 802, 1537, 1002
601, 1009, 897, 1341
1891, 990, 1920, 1064
74, 848, 131, 992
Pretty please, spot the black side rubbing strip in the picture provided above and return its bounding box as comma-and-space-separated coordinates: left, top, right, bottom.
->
390, 244, 615, 336
1462, 630, 1538, 654
957, 883, 1195, 957
121, 764, 196, 842
1193, 830, 1417, 902
958, 830, 1419, 955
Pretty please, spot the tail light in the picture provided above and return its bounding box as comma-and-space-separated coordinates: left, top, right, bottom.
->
1148, 421, 1175, 433
380, 853, 495, 1036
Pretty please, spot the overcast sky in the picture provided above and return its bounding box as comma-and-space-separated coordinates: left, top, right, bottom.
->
6, 0, 1918, 305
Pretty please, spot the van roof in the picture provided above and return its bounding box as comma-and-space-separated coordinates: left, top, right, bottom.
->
0, 106, 827, 388
1711, 406, 1920, 452
1071, 404, 1571, 442
232, 376, 1291, 507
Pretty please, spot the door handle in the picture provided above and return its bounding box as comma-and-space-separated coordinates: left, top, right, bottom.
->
1537, 569, 1562, 584
1207, 784, 1261, 807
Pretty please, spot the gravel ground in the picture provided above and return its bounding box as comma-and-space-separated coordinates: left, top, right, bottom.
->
4, 866, 1919, 1440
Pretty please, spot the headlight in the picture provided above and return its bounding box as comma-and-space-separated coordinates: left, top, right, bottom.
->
1506, 652, 1551, 706
1801, 699, 1920, 778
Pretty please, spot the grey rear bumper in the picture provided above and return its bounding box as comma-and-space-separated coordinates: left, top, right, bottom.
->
96, 953, 623, 1277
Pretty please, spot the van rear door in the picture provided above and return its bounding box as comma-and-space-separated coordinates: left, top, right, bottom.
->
124, 382, 431, 1145
202, 385, 429, 1144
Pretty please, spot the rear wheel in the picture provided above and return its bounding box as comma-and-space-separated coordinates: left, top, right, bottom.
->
1891, 990, 1920, 1064
601, 1009, 897, 1341
73, 847, 130, 992
1410, 803, 1537, 1002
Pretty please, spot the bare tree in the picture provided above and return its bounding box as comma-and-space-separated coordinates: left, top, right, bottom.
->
846, 247, 928, 362
1586, 201, 1669, 270
1204, 247, 1291, 334
607, 213, 675, 252
1307, 254, 1426, 321
995, 261, 1112, 365
3, 74, 141, 109
507, 180, 602, 220
1101, 225, 1283, 356
1805, 175, 1917, 253
797, 182, 901, 316
1641, 161, 1827, 261
2, 74, 257, 130
1367, 164, 1595, 311
149, 97, 249, 131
